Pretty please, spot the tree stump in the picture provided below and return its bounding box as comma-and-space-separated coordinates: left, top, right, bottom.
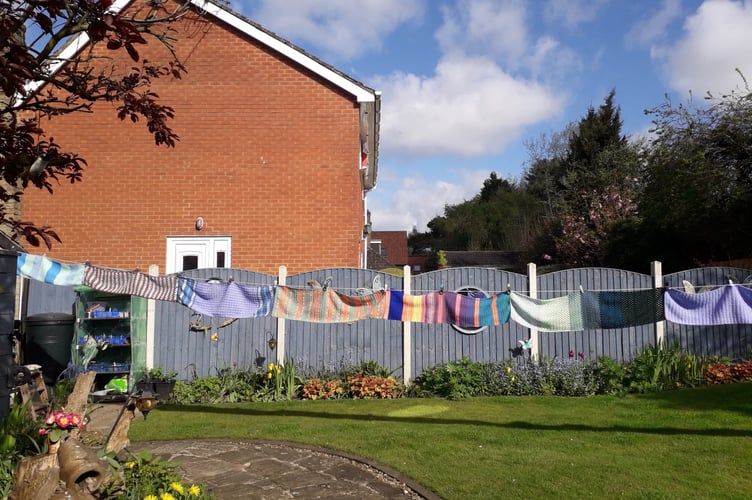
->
64, 372, 96, 440
10, 454, 59, 500
105, 399, 136, 454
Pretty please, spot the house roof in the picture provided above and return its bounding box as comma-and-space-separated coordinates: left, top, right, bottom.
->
371, 231, 408, 266
366, 248, 394, 271
24, 0, 381, 189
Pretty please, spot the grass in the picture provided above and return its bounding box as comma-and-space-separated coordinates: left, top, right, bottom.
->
129, 383, 752, 499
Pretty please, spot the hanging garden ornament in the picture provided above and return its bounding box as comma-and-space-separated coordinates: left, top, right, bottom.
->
518, 338, 533, 350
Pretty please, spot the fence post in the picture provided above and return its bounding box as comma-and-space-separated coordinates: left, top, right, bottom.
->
276, 266, 287, 366
651, 261, 664, 346
402, 265, 412, 386
527, 262, 540, 361
145, 264, 159, 370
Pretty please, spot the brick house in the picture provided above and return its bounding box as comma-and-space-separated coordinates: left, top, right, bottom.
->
368, 230, 408, 270
20, 0, 380, 275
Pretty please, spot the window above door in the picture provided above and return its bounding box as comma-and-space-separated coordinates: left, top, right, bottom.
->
166, 236, 232, 274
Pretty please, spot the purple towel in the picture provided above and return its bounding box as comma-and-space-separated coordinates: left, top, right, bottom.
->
665, 284, 752, 325
178, 278, 274, 318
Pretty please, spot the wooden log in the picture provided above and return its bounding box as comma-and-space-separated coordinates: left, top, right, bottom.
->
104, 399, 136, 454
10, 454, 60, 500
64, 372, 96, 440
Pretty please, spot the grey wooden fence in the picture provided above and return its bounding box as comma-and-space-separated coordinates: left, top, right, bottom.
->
22, 264, 752, 383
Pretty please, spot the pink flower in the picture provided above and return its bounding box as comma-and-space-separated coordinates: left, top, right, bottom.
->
568, 350, 575, 358
578, 351, 585, 359
55, 413, 72, 429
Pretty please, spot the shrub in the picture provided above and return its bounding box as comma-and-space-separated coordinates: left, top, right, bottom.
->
172, 367, 266, 404
347, 373, 401, 399
342, 360, 396, 379
301, 378, 345, 400
705, 362, 733, 384
625, 340, 703, 393
411, 358, 484, 399
0, 401, 46, 497
593, 356, 628, 395
731, 361, 752, 381
100, 450, 215, 499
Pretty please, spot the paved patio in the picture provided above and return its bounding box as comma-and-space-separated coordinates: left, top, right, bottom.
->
86, 403, 439, 499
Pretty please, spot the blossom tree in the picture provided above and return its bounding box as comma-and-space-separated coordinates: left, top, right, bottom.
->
0, 0, 191, 247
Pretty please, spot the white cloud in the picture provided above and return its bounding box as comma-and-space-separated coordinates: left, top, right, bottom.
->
435, 0, 529, 66
625, 0, 682, 48
654, 0, 752, 95
374, 55, 567, 158
369, 172, 489, 231
245, 0, 426, 60
543, 0, 609, 28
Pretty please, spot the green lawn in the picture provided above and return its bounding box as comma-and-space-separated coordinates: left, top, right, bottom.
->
129, 383, 752, 499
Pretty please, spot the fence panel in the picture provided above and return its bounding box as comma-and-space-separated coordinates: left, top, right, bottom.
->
25, 280, 76, 316
152, 268, 276, 380
409, 267, 529, 376
283, 268, 403, 376
537, 267, 656, 363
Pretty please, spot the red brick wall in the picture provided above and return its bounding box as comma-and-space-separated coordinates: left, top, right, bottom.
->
21, 2, 366, 274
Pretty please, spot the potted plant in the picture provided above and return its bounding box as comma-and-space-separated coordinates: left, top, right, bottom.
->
137, 367, 178, 401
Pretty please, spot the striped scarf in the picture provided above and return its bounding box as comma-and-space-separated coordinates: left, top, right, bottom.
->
272, 286, 389, 323
388, 291, 510, 327
83, 265, 178, 302
17, 253, 85, 286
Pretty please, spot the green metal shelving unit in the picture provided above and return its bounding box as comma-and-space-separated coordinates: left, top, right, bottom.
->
73, 287, 146, 394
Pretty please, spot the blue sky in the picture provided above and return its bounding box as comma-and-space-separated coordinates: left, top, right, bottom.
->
234, 0, 752, 232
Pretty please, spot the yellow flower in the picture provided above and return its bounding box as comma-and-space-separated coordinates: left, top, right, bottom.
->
267, 372, 272, 379
144, 496, 158, 500
268, 362, 275, 371
125, 461, 135, 468
511, 376, 516, 382
505, 366, 511, 374
210, 333, 219, 341
160, 493, 176, 500
188, 484, 202, 496
170, 482, 184, 494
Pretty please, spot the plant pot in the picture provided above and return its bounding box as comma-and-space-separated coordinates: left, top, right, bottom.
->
136, 381, 155, 394
152, 381, 176, 401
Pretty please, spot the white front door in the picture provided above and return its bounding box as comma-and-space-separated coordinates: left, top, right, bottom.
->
166, 237, 231, 274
